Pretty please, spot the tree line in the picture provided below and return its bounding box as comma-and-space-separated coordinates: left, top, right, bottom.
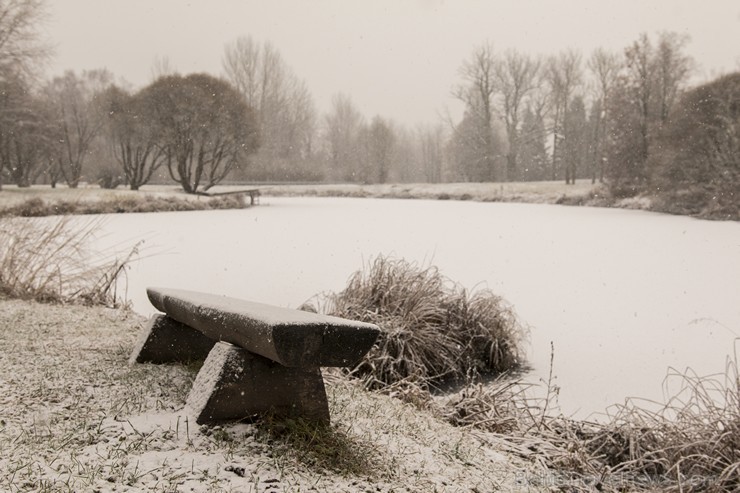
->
0, 0, 737, 214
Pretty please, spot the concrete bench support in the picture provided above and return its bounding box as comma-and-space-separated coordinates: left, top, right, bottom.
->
130, 314, 216, 364
130, 287, 379, 426
187, 342, 330, 425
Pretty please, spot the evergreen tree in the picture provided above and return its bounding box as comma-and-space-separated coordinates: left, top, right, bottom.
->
563, 95, 588, 183
518, 105, 549, 181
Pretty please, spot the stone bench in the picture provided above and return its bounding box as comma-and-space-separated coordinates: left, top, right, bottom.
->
130, 287, 379, 425
195, 188, 261, 205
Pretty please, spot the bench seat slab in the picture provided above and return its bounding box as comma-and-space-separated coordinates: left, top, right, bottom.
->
130, 314, 216, 364
147, 287, 379, 368
187, 342, 330, 425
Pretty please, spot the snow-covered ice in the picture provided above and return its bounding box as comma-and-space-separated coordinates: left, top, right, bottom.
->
91, 196, 740, 418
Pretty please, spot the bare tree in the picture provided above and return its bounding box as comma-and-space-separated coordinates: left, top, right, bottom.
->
0, 0, 51, 77
357, 116, 395, 184
322, 93, 364, 181
0, 0, 50, 189
43, 70, 112, 188
0, 76, 52, 187
494, 50, 540, 181
223, 36, 316, 180
417, 124, 446, 183
150, 54, 176, 82
624, 34, 653, 171
587, 47, 621, 183
390, 125, 423, 183
654, 32, 693, 123
545, 50, 583, 183
101, 85, 165, 190
223, 36, 262, 109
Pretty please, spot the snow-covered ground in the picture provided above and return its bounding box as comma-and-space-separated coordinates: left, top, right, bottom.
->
93, 197, 740, 419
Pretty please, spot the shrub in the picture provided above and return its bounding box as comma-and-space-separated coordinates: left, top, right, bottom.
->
305, 255, 526, 389
52, 201, 79, 215
652, 72, 740, 220
12, 197, 47, 217
97, 165, 125, 189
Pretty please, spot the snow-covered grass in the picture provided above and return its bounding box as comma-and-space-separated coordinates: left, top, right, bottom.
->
262, 180, 603, 205
0, 298, 540, 492
0, 184, 248, 217
0, 184, 190, 208
0, 180, 604, 215
304, 255, 527, 388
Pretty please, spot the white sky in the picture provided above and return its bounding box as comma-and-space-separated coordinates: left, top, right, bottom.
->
45, 0, 740, 126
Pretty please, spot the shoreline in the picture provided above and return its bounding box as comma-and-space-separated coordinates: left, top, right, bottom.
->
0, 180, 740, 221
2, 181, 734, 221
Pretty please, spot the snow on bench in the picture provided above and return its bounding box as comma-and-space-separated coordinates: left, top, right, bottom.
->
130, 287, 379, 425
195, 188, 261, 205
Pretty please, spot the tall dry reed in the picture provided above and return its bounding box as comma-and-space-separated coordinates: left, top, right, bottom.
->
0, 216, 137, 306
442, 344, 740, 492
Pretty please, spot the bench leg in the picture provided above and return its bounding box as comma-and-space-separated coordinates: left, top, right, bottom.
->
187, 342, 330, 425
129, 314, 216, 364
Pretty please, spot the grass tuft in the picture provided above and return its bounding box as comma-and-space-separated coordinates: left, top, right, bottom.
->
436, 343, 740, 492
305, 255, 527, 390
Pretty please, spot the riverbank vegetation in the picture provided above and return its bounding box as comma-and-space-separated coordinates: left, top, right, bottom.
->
0, 191, 248, 217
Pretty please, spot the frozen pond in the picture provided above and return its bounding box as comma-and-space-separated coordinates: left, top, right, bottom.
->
93, 197, 740, 418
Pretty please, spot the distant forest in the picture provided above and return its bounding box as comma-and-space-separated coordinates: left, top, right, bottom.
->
0, 1, 737, 217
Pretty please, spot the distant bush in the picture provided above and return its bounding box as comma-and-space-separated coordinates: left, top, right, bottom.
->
6, 197, 47, 216
305, 255, 526, 389
97, 165, 125, 189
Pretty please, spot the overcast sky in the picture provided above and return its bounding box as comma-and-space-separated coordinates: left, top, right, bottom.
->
44, 0, 740, 126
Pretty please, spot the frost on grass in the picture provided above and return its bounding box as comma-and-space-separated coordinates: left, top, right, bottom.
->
306, 255, 527, 390
0, 299, 540, 492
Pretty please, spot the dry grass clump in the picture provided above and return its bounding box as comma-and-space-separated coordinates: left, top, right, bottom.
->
440, 346, 740, 492
307, 255, 526, 389
588, 356, 740, 492
0, 216, 137, 306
